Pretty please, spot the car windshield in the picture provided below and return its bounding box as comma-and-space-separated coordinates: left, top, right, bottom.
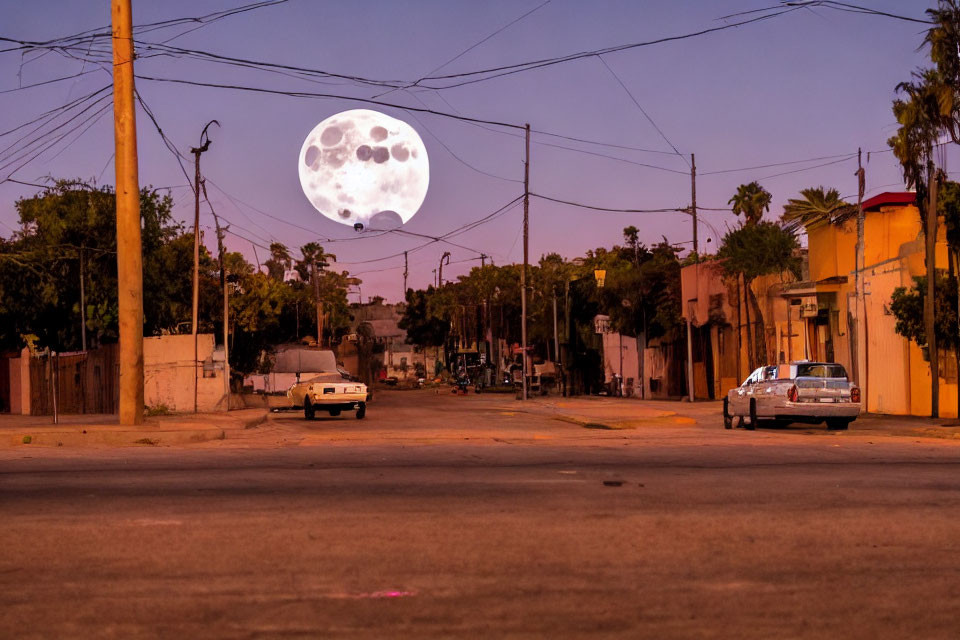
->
796, 363, 847, 379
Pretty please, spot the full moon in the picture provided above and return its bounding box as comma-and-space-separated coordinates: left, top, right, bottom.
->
298, 109, 430, 229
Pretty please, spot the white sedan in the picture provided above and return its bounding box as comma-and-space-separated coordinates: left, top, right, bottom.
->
724, 362, 860, 431
287, 373, 368, 420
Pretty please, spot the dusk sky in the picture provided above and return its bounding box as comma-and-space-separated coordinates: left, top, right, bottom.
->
1, 1, 947, 302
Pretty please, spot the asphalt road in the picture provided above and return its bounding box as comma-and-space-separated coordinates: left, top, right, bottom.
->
2, 391, 960, 639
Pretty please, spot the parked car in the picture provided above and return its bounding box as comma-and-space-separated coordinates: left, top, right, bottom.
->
723, 362, 860, 431
287, 372, 368, 419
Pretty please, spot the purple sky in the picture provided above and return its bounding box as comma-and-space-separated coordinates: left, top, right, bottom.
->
1, 1, 948, 302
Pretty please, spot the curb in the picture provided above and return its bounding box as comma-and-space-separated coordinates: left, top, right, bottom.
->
1, 410, 269, 448
5, 427, 225, 448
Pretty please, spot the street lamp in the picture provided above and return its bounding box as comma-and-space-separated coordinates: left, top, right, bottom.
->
593, 269, 606, 288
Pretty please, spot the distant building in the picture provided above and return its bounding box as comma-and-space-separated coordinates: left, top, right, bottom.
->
680, 257, 804, 400
341, 299, 439, 383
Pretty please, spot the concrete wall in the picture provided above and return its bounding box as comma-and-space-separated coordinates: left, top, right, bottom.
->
143, 334, 226, 413
601, 332, 640, 396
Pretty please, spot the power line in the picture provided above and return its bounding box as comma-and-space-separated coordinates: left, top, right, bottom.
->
418, 89, 689, 174
412, 5, 807, 89
0, 69, 99, 94
375, 0, 553, 98
0, 1, 292, 55
700, 152, 857, 175
530, 192, 693, 215
3, 1, 805, 97
135, 74, 526, 131
426, 88, 688, 157
755, 155, 856, 180
336, 195, 523, 265
401, 91, 523, 183
596, 55, 688, 164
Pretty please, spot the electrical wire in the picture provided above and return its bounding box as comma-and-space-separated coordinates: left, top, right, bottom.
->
754, 155, 856, 180
401, 91, 522, 183
374, 0, 553, 98
530, 192, 693, 215
335, 195, 522, 265
700, 152, 857, 175
135, 74, 526, 131
596, 55, 688, 164
412, 5, 807, 89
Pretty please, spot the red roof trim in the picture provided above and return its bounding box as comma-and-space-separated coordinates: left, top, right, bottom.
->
861, 191, 915, 212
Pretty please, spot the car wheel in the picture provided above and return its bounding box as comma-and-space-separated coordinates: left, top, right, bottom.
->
304, 400, 315, 421
328, 408, 341, 417
826, 418, 850, 430
746, 399, 757, 430
356, 402, 366, 419
723, 397, 733, 429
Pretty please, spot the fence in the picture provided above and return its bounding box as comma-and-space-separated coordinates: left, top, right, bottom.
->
28, 345, 119, 416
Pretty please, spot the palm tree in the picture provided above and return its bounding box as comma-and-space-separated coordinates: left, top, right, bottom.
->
728, 182, 772, 226
924, 1, 960, 144
889, 70, 946, 417
780, 187, 856, 232
727, 182, 773, 372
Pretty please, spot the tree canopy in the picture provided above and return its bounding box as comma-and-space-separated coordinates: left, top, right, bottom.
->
0, 180, 350, 377
728, 182, 772, 226
780, 186, 855, 232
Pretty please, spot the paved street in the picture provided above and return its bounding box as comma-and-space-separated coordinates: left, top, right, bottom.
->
2, 390, 960, 638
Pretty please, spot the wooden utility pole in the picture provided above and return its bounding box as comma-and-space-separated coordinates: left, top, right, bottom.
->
203, 180, 231, 407
312, 261, 323, 347
855, 149, 865, 392
521, 123, 531, 401
403, 250, 408, 297
111, 0, 144, 425
190, 120, 217, 413
926, 159, 939, 418
438, 251, 450, 287
552, 292, 559, 365
687, 152, 698, 401
690, 153, 698, 258
79, 247, 87, 352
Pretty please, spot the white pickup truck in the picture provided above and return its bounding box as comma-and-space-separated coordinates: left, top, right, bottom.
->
724, 362, 861, 431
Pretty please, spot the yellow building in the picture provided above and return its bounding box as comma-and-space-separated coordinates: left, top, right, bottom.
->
801, 192, 956, 418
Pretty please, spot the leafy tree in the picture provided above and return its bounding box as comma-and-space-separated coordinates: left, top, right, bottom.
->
891, 274, 958, 356
0, 180, 204, 351
717, 222, 800, 370
728, 182, 772, 226
781, 186, 856, 232
399, 287, 448, 348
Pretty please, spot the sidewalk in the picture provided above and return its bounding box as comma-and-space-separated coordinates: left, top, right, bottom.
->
497, 393, 960, 440
0, 409, 268, 448
500, 395, 696, 430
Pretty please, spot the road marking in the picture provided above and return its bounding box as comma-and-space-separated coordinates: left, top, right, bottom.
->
128, 519, 183, 526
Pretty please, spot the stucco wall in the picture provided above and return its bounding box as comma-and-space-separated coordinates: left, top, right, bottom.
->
143, 334, 225, 413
